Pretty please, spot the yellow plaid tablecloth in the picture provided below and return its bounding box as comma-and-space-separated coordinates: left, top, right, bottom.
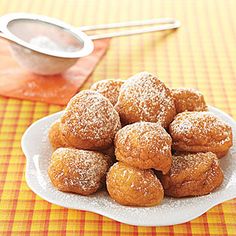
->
0, 0, 236, 235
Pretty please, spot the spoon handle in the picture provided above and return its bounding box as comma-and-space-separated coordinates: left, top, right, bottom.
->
78, 18, 180, 40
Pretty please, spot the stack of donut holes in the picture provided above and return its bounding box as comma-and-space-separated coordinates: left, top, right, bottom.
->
48, 72, 233, 207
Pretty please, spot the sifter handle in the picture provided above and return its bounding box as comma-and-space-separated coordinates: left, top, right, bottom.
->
78, 18, 180, 40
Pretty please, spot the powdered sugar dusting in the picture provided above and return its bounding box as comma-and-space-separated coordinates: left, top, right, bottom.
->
90, 79, 124, 106
115, 122, 172, 172
116, 122, 171, 155
60, 90, 121, 148
170, 152, 218, 176
48, 148, 109, 193
30, 36, 62, 51
107, 162, 163, 203
114, 163, 158, 193
161, 152, 224, 197
170, 111, 233, 147
172, 88, 208, 113
116, 72, 176, 127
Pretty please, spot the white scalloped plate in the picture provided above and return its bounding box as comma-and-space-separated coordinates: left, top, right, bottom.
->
21, 106, 236, 226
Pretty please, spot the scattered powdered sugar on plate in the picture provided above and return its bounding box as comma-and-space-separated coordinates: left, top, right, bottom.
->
22, 106, 236, 226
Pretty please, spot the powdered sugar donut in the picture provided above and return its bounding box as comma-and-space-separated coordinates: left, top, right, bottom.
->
114, 122, 172, 174
90, 79, 124, 106
169, 111, 233, 158
115, 72, 176, 127
106, 162, 164, 206
160, 152, 224, 197
172, 88, 208, 113
60, 90, 121, 150
48, 148, 111, 195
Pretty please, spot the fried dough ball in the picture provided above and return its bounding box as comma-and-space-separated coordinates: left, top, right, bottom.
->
48, 148, 111, 195
90, 79, 124, 106
106, 162, 164, 206
115, 122, 172, 174
169, 112, 233, 158
115, 72, 176, 127
60, 90, 121, 150
48, 119, 70, 149
160, 152, 224, 197
172, 88, 208, 113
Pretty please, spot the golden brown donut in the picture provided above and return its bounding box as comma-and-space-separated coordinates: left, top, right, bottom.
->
48, 119, 71, 149
114, 122, 172, 174
90, 79, 124, 106
160, 152, 224, 197
169, 111, 233, 158
106, 162, 164, 206
60, 90, 121, 150
48, 148, 111, 195
115, 72, 176, 127
172, 88, 208, 113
